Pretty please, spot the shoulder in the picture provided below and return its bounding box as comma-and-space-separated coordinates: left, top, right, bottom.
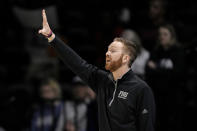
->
127, 74, 152, 95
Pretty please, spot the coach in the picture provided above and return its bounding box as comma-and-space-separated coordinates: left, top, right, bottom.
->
39, 9, 156, 131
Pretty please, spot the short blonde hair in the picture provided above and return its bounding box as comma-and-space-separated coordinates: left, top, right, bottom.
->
41, 78, 62, 99
113, 37, 137, 67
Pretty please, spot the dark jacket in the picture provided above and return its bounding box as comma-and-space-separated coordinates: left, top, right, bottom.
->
146, 44, 185, 92
49, 37, 156, 131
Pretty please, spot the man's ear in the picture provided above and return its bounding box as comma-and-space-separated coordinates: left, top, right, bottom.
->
122, 54, 130, 64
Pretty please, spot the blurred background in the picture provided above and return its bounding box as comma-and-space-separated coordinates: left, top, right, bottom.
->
0, 0, 197, 131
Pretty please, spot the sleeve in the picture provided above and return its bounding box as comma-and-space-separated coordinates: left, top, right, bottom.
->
146, 46, 184, 76
49, 36, 108, 93
136, 86, 156, 131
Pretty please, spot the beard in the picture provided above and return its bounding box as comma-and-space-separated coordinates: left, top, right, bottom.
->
105, 54, 123, 72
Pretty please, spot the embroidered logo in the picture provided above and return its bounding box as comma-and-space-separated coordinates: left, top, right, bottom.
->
118, 91, 128, 99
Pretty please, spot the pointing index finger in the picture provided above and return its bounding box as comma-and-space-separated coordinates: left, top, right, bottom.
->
42, 9, 48, 23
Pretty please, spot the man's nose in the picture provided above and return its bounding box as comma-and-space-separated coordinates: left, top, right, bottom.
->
106, 51, 110, 56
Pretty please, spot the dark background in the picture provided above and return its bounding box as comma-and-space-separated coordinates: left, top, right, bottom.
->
0, 0, 197, 131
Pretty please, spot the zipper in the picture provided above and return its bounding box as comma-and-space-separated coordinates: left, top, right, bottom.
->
109, 80, 118, 107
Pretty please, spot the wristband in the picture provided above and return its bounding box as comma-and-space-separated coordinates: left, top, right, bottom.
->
46, 30, 53, 38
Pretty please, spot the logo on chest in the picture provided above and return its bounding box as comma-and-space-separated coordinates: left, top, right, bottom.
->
118, 91, 128, 99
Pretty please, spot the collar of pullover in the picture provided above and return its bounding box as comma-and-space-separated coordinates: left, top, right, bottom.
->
108, 69, 135, 83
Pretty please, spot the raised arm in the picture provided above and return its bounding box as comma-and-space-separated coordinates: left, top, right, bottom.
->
38, 9, 108, 93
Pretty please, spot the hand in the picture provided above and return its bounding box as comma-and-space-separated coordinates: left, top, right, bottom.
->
38, 9, 52, 37
148, 60, 157, 69
65, 121, 75, 131
86, 87, 96, 100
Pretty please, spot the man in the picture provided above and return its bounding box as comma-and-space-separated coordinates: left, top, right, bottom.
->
39, 9, 155, 131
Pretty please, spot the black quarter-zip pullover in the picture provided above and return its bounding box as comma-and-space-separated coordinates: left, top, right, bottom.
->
49, 37, 156, 131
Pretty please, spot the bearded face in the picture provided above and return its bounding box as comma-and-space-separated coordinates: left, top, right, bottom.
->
105, 41, 126, 72
105, 54, 123, 72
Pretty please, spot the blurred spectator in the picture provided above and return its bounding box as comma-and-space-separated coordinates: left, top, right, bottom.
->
30, 78, 75, 131
137, 0, 169, 51
149, 0, 167, 26
113, 7, 134, 38
146, 24, 184, 131
66, 76, 96, 131
121, 29, 150, 79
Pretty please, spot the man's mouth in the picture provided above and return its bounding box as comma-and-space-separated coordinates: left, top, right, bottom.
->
106, 59, 111, 63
